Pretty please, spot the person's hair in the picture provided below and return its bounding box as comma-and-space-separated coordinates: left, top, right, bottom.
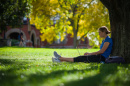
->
98, 26, 111, 34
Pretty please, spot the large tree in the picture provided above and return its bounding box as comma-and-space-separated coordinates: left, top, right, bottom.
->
100, 0, 130, 62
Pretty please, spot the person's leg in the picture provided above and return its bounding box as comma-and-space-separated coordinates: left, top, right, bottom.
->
19, 41, 22, 46
74, 55, 102, 63
53, 51, 105, 63
59, 57, 74, 62
53, 51, 74, 62
74, 56, 88, 62
87, 54, 104, 62
21, 42, 23, 47
53, 51, 87, 63
59, 56, 88, 62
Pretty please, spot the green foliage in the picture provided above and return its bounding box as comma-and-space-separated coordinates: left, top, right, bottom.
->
11, 39, 19, 46
92, 44, 100, 49
0, 47, 130, 86
29, 0, 110, 46
0, 0, 29, 33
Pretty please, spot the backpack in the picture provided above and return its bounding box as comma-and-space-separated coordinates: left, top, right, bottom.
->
105, 56, 125, 64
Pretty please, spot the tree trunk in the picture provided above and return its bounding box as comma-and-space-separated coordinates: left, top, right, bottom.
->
72, 6, 79, 48
73, 30, 77, 48
70, 18, 77, 48
100, 0, 130, 63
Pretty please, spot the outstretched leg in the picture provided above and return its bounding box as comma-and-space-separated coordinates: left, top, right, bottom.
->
59, 57, 74, 62
19, 41, 22, 46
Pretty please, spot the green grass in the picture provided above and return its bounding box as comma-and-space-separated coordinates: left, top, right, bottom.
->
0, 47, 130, 86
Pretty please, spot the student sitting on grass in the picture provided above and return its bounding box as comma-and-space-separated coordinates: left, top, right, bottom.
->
52, 26, 113, 63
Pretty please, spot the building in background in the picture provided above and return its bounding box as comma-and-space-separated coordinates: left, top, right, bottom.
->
0, 17, 91, 48
43, 34, 91, 48
0, 17, 43, 47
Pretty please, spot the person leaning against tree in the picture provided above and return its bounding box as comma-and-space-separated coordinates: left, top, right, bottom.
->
52, 26, 113, 63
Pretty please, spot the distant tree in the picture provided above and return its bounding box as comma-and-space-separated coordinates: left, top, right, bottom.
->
100, 0, 130, 62
0, 0, 29, 34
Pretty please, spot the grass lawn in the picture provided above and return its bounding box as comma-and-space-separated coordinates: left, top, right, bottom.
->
0, 47, 130, 86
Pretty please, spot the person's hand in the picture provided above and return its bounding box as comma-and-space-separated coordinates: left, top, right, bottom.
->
84, 52, 91, 55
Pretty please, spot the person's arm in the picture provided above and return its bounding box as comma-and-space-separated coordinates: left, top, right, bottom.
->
84, 42, 110, 55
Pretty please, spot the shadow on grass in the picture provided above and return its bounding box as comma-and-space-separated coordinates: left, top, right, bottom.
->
64, 64, 130, 86
26, 63, 129, 86
0, 59, 15, 65
26, 64, 99, 84
0, 59, 129, 86
0, 59, 32, 86
61, 64, 116, 86
0, 59, 99, 86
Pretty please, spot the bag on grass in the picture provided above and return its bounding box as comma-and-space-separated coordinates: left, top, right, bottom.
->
105, 56, 125, 64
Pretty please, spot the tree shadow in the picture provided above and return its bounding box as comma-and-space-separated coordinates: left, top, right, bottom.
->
0, 59, 15, 65
0, 59, 129, 86
0, 60, 100, 86
63, 63, 130, 86
0, 59, 32, 86
15, 63, 119, 86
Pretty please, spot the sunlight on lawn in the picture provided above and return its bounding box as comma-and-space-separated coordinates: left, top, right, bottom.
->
0, 47, 130, 86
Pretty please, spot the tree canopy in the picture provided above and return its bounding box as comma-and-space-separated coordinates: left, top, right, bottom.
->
30, 0, 110, 47
0, 0, 29, 33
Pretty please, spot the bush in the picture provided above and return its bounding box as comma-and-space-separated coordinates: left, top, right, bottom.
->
11, 39, 19, 46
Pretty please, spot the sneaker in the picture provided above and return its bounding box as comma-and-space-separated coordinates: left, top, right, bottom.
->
52, 57, 61, 63
54, 51, 61, 59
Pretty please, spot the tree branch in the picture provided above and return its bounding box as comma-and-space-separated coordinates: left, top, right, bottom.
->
78, 0, 94, 17
79, 31, 90, 41
100, 0, 110, 10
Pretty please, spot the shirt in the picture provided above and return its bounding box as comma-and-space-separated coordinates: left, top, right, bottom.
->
100, 36, 113, 58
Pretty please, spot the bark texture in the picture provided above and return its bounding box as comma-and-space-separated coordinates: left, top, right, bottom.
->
100, 0, 130, 63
